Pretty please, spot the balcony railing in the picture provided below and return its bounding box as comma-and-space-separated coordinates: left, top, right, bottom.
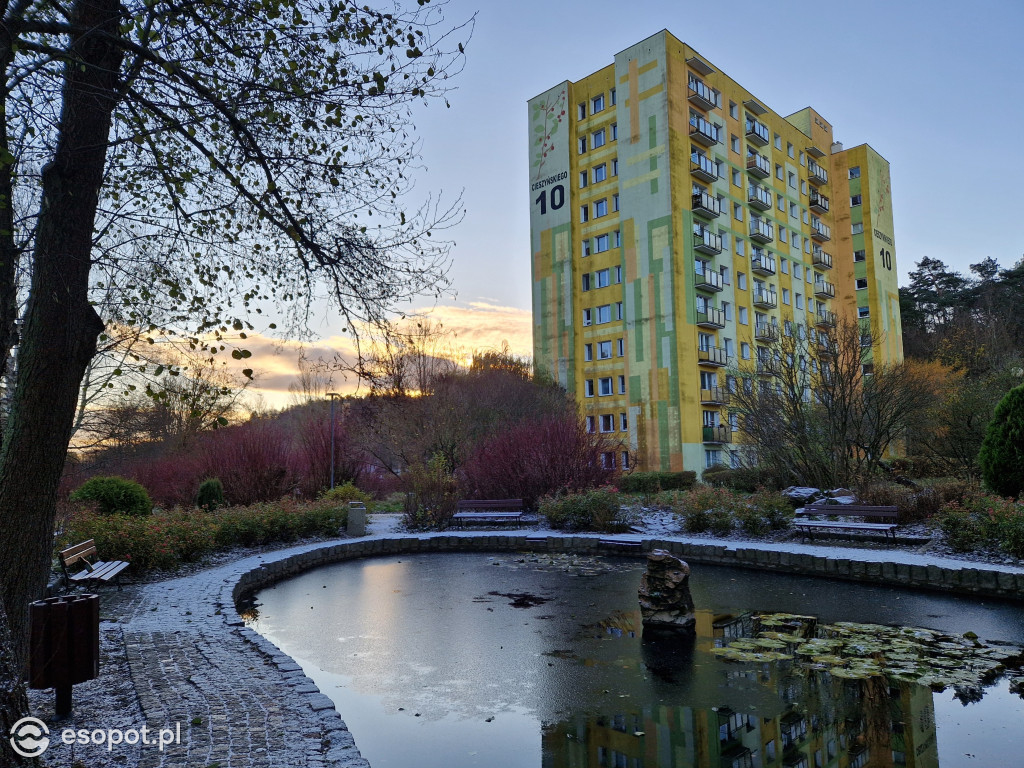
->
693, 226, 723, 254
818, 337, 836, 356
809, 189, 830, 213
687, 78, 721, 111
745, 118, 769, 146
700, 386, 730, 405
811, 217, 831, 242
814, 280, 836, 299
812, 247, 833, 270
754, 322, 779, 342
755, 358, 780, 376
751, 250, 776, 275
696, 307, 726, 328
692, 191, 721, 219
702, 425, 732, 444
747, 184, 772, 210
695, 268, 724, 292
689, 115, 721, 146
698, 346, 730, 367
690, 152, 720, 182
753, 287, 777, 308
807, 159, 828, 185
749, 217, 773, 243
746, 153, 770, 178
815, 308, 836, 328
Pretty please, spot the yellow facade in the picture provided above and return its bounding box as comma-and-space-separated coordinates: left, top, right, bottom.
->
529, 31, 903, 473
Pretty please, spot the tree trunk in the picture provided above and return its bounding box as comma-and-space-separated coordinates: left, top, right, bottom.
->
0, 0, 122, 691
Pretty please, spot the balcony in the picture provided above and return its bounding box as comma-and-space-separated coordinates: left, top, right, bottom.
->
754, 322, 779, 343
692, 191, 721, 219
690, 115, 721, 147
688, 78, 721, 111
690, 152, 720, 182
695, 268, 724, 292
811, 217, 831, 242
818, 337, 836, 356
753, 287, 777, 308
700, 386, 730, 405
814, 280, 836, 299
702, 425, 732, 444
696, 307, 726, 328
751, 250, 776, 275
815, 308, 836, 328
745, 118, 769, 146
693, 226, 723, 254
812, 247, 833, 270
807, 159, 828, 185
698, 346, 730, 367
746, 152, 770, 178
809, 189, 830, 213
749, 217, 773, 243
747, 184, 772, 210
755, 358, 780, 376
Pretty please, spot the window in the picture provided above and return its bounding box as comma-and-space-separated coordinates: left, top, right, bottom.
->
580, 205, 589, 222
851, 194, 862, 206
592, 129, 606, 149
775, 163, 783, 180
612, 230, 621, 248
594, 234, 609, 253
585, 416, 594, 433
787, 142, 794, 158
802, 209, 809, 224
777, 193, 786, 211
732, 169, 741, 187
610, 123, 617, 141
584, 379, 594, 397
774, 133, 782, 150
596, 268, 610, 288
596, 304, 611, 324
729, 101, 738, 119
790, 202, 798, 218
721, 266, 730, 285
849, 166, 861, 179
612, 193, 619, 212
615, 301, 623, 320
795, 293, 803, 309
724, 337, 734, 358
618, 375, 626, 394
722, 301, 732, 321
595, 198, 608, 217
581, 239, 591, 257
578, 170, 588, 188
737, 272, 747, 290
599, 414, 614, 432
612, 158, 618, 176
610, 87, 616, 105
591, 94, 604, 113
858, 306, 870, 318
856, 278, 868, 290
578, 136, 587, 154
601, 452, 616, 469
779, 227, 788, 245
740, 342, 751, 360
616, 338, 624, 356
596, 340, 612, 359
613, 265, 622, 283
799, 150, 805, 165
582, 309, 592, 326
598, 377, 613, 396
851, 222, 864, 235
620, 413, 628, 431
794, 263, 803, 279
782, 288, 790, 305
801, 180, 807, 195
621, 451, 629, 469
862, 363, 874, 376
581, 273, 591, 292
733, 203, 743, 221
705, 450, 722, 469
738, 306, 748, 325
577, 102, 586, 121
736, 238, 745, 256
593, 163, 607, 182
854, 249, 866, 262
781, 257, 789, 273
788, 171, 797, 189
700, 371, 716, 389
584, 343, 593, 361
731, 134, 740, 153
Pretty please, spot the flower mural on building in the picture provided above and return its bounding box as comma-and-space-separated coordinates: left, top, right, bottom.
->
530, 86, 567, 183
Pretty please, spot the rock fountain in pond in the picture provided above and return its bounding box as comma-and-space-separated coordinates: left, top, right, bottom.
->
638, 549, 695, 634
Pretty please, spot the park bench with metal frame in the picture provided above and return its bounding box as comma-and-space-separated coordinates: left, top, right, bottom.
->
452, 499, 525, 528
793, 504, 899, 541
58, 539, 129, 592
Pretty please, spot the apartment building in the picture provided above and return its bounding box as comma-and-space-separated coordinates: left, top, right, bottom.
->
529, 30, 903, 473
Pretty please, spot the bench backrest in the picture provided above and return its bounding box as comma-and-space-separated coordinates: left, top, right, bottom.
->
59, 539, 97, 568
456, 499, 523, 511
809, 504, 897, 520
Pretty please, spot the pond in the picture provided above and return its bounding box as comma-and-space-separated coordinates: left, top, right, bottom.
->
243, 552, 1024, 768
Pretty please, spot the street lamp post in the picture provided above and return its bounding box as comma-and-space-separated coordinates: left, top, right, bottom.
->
327, 392, 340, 490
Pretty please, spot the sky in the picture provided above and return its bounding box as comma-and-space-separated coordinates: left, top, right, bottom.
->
245, 0, 1024, 406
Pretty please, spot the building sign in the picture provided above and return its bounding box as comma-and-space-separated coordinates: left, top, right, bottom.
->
528, 83, 571, 246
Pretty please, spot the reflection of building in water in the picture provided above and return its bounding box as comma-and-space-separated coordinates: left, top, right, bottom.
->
543, 611, 939, 768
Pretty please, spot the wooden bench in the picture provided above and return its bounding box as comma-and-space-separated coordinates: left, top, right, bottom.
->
58, 540, 129, 592
452, 499, 525, 528
793, 504, 899, 541
598, 534, 645, 549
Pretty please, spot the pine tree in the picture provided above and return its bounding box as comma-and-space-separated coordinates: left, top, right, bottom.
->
979, 384, 1024, 497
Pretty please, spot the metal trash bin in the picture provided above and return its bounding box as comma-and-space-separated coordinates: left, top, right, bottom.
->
347, 501, 367, 537
29, 593, 99, 715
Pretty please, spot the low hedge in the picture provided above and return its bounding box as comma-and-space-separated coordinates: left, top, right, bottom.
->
938, 494, 1024, 557
618, 471, 696, 494
539, 487, 629, 532
57, 499, 348, 572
